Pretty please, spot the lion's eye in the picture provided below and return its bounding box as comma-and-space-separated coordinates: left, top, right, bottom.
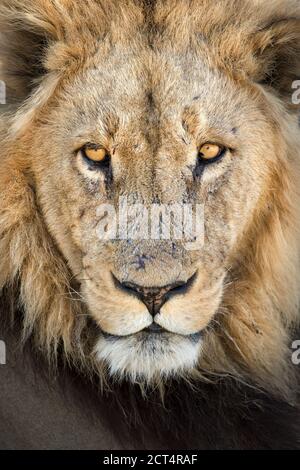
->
81, 146, 111, 169
198, 143, 225, 163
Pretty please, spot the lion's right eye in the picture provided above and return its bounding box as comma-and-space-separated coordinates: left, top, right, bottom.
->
80, 145, 111, 169
198, 143, 226, 163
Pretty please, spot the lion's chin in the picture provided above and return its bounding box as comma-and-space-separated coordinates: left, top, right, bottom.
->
94, 331, 202, 383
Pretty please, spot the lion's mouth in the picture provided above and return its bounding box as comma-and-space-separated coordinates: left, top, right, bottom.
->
100, 322, 203, 343
91, 279, 205, 380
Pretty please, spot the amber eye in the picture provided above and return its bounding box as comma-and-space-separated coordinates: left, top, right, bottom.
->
198, 143, 225, 163
81, 146, 110, 168
84, 147, 107, 162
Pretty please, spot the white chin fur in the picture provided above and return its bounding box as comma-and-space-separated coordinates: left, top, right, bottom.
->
94, 332, 202, 383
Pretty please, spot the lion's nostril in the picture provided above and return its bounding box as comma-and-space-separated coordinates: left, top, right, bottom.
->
115, 273, 197, 316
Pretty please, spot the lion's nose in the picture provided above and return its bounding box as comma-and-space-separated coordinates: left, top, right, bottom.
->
117, 274, 197, 316
124, 283, 179, 316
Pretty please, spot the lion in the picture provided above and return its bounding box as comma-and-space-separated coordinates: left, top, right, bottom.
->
0, 0, 300, 450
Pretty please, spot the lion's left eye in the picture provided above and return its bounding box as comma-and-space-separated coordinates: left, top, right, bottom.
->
198, 143, 226, 163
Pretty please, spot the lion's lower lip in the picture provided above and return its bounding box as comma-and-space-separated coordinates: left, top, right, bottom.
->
143, 323, 165, 334
100, 326, 203, 342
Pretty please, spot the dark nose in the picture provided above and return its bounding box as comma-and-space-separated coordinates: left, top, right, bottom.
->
116, 273, 196, 316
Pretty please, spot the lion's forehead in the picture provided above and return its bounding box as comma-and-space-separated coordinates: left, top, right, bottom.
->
56, 52, 257, 147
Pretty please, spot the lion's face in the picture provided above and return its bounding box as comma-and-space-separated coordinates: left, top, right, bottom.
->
1, 0, 300, 386
30, 44, 275, 380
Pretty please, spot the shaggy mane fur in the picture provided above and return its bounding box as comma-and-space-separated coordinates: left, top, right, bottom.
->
1, 0, 300, 449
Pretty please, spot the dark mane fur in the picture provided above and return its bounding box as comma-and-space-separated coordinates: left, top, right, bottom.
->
2, 304, 299, 450
25, 348, 300, 450
104, 379, 300, 450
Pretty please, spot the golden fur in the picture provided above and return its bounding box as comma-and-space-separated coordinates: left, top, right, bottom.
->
0, 0, 300, 397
